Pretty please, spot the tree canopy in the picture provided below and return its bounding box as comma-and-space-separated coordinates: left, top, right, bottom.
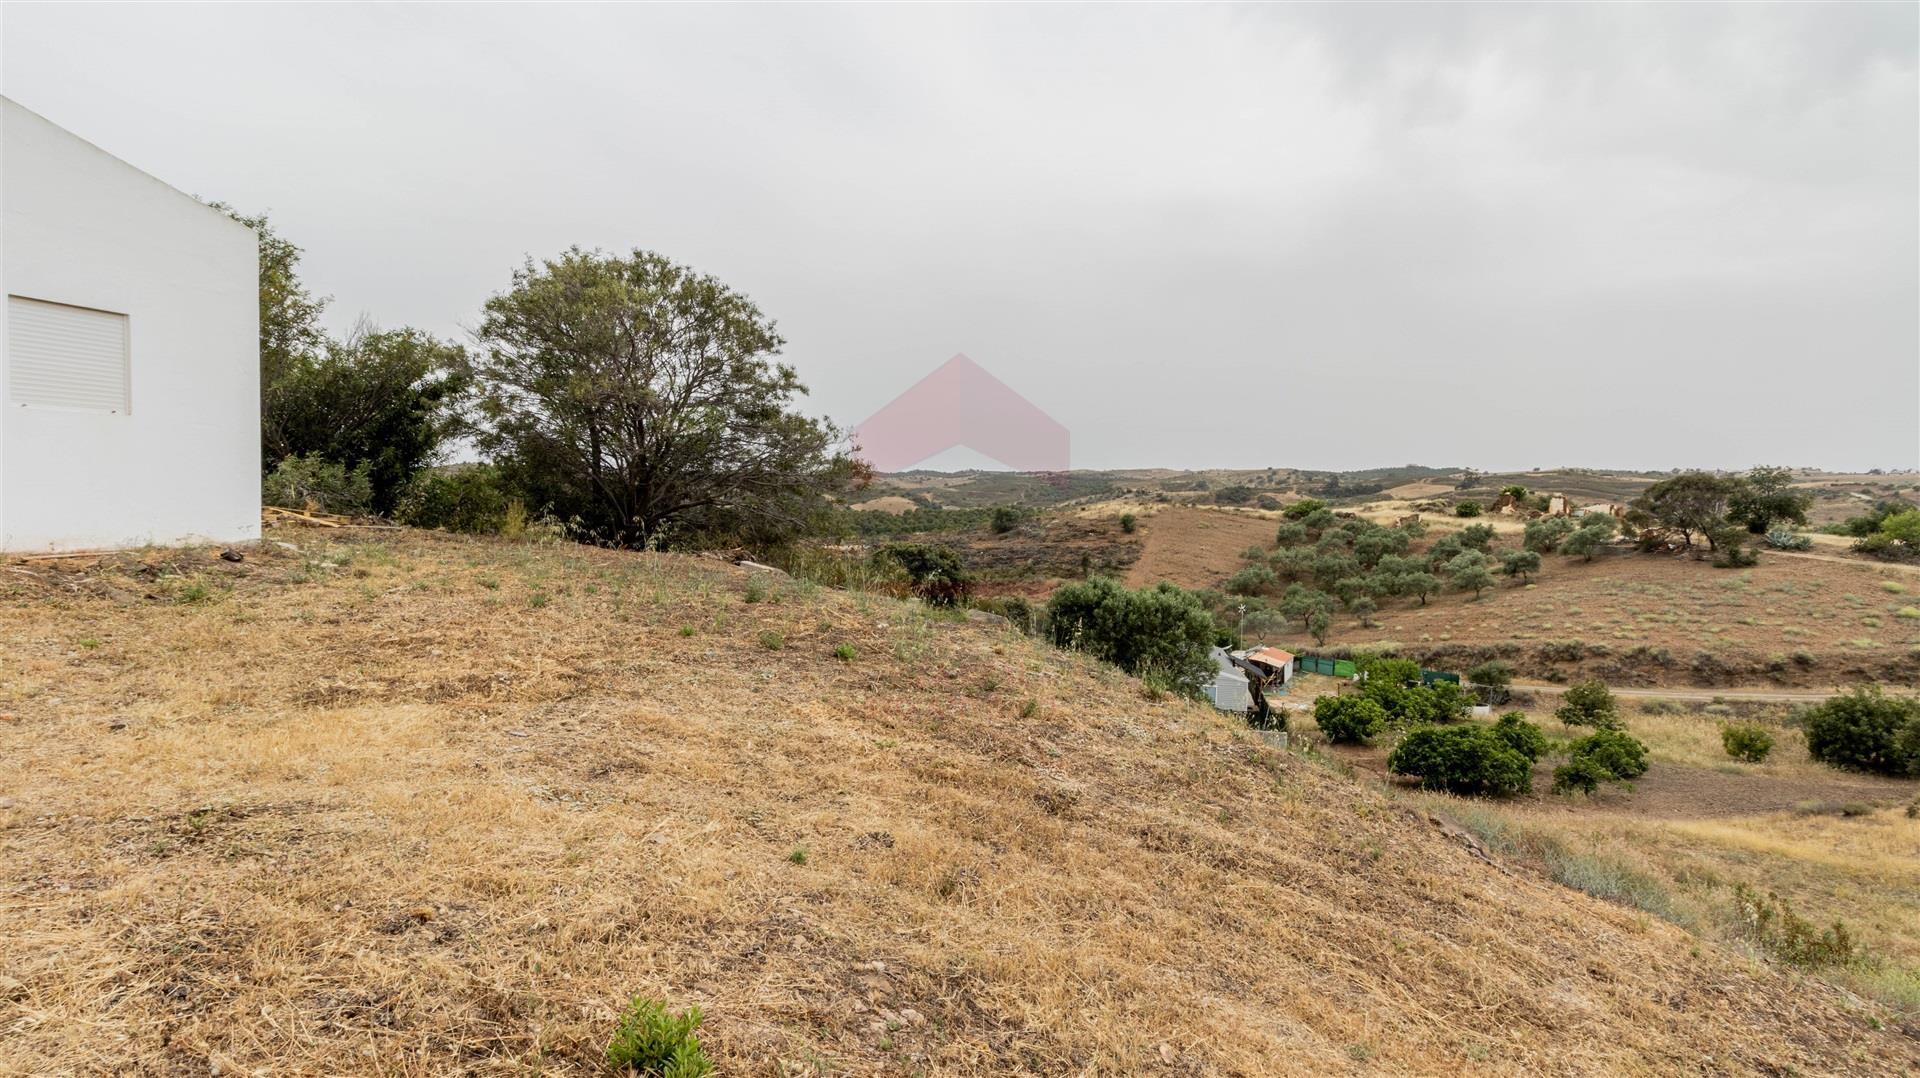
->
474, 248, 861, 548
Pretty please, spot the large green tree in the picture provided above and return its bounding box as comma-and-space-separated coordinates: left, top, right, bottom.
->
266, 324, 472, 513
1630, 471, 1741, 550
1728, 466, 1812, 534
474, 248, 858, 548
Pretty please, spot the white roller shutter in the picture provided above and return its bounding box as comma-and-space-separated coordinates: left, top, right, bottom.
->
6, 296, 130, 413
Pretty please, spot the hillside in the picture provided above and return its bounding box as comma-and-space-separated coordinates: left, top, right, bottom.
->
3, 530, 1915, 1075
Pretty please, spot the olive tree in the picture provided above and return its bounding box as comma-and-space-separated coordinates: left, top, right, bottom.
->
474, 248, 860, 547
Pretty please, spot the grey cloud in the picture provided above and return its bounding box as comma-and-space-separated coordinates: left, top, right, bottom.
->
4, 2, 1912, 470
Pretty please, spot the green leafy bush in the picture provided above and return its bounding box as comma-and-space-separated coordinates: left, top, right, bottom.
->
1225, 566, 1279, 597
1282, 498, 1327, 520
1567, 728, 1648, 780
875, 543, 972, 606
605, 996, 713, 1077
1454, 501, 1483, 518
1720, 723, 1775, 763
1492, 712, 1547, 762
1387, 725, 1532, 796
1467, 660, 1514, 703
1045, 578, 1216, 697
989, 506, 1024, 534
1550, 757, 1611, 796
263, 453, 373, 515
1119, 513, 1137, 534
1312, 694, 1388, 744
1554, 679, 1622, 729
1800, 687, 1920, 776
1523, 517, 1575, 553
397, 464, 511, 533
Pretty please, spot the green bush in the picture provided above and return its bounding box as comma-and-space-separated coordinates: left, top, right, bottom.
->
605, 996, 713, 1077
1523, 516, 1575, 553
1720, 723, 1775, 763
1313, 694, 1388, 744
1492, 712, 1548, 762
1454, 501, 1483, 518
1800, 687, 1920, 776
1387, 725, 1532, 796
1567, 728, 1649, 780
1225, 566, 1279, 596
990, 506, 1022, 534
1119, 513, 1137, 534
1273, 521, 1309, 547
397, 465, 511, 533
1045, 578, 1217, 697
1550, 757, 1611, 796
1283, 498, 1327, 520
263, 453, 373, 515
875, 543, 972, 606
1554, 679, 1622, 729
1467, 660, 1515, 703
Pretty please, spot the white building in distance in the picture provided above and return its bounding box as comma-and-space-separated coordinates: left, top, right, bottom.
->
1, 96, 258, 552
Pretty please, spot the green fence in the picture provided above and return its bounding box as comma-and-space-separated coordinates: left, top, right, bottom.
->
1293, 654, 1458, 685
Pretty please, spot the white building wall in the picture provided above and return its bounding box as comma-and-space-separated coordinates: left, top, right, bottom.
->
1, 97, 259, 551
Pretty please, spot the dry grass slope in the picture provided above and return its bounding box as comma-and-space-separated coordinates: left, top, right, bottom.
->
1, 531, 1914, 1075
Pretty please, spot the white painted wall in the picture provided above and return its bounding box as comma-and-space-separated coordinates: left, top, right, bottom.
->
1, 97, 259, 551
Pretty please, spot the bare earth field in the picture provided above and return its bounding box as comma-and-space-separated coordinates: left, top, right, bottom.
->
4, 530, 1915, 1074
1140, 506, 1920, 688
1123, 507, 1281, 591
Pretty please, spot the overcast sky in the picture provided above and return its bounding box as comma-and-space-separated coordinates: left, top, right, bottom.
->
4, 3, 1915, 472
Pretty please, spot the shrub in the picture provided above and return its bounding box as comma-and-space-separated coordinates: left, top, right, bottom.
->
1467, 660, 1514, 703
1500, 549, 1541, 581
1119, 513, 1137, 534
1387, 725, 1532, 796
1551, 757, 1610, 796
1226, 566, 1279, 596
1731, 885, 1857, 969
1283, 498, 1327, 520
1568, 728, 1649, 780
1045, 578, 1217, 697
1458, 523, 1496, 551
1800, 687, 1920, 776
1523, 517, 1575, 553
1721, 723, 1775, 763
990, 506, 1022, 534
1307, 608, 1332, 645
1561, 517, 1616, 562
1273, 521, 1309, 547
605, 996, 713, 1078
1454, 501, 1483, 518
1492, 712, 1547, 762
397, 465, 511, 533
832, 643, 857, 663
1314, 694, 1388, 744
1554, 680, 1622, 729
875, 543, 972, 606
263, 453, 373, 515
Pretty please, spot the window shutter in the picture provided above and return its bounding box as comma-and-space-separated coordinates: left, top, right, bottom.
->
6, 296, 131, 414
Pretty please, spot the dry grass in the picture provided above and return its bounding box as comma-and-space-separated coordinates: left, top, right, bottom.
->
2, 530, 1915, 1075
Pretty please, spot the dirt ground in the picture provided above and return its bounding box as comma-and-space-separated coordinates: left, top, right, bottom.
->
1231, 527, 1920, 687
1123, 506, 1280, 590
4, 529, 1914, 1075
